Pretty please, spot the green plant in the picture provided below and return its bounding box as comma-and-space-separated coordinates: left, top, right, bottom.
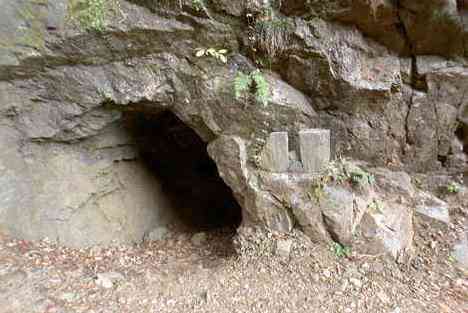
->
234, 69, 271, 106
254, 12, 291, 58
195, 47, 228, 63
155, 0, 183, 9
431, 9, 458, 23
191, 0, 204, 11
250, 70, 270, 105
332, 242, 351, 258
349, 168, 375, 187
325, 158, 350, 184
447, 182, 460, 194
308, 181, 325, 203
412, 177, 422, 188
368, 199, 384, 214
325, 158, 373, 185
70, 0, 119, 32
234, 72, 252, 99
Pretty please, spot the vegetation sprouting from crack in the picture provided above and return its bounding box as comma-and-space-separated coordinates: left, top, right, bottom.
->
254, 6, 292, 59
323, 158, 375, 188
234, 69, 271, 106
308, 158, 375, 202
69, 0, 120, 32
195, 48, 228, 63
154, 0, 213, 19
332, 242, 352, 258
446, 181, 461, 194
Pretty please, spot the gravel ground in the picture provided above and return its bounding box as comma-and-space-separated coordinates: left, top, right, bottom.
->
0, 211, 467, 313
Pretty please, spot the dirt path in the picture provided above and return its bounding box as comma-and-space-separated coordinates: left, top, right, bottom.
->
0, 216, 467, 313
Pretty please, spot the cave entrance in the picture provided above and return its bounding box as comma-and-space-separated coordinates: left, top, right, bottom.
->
455, 123, 468, 185
124, 110, 242, 231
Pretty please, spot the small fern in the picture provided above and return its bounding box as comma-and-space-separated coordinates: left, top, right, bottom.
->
332, 242, 351, 258
254, 6, 291, 58
447, 181, 460, 194
234, 72, 252, 99
251, 70, 270, 106
234, 70, 270, 106
191, 0, 204, 11
70, 0, 120, 32
155, 0, 213, 19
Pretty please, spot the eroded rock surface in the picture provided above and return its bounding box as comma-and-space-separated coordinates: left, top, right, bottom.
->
0, 0, 466, 258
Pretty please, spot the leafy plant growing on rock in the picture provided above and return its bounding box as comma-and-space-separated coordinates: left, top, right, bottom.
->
367, 199, 384, 214
191, 0, 204, 11
324, 158, 375, 188
254, 6, 292, 58
349, 168, 375, 187
156, 0, 212, 18
234, 72, 252, 98
155, 0, 183, 9
71, 0, 104, 32
431, 9, 459, 24
310, 182, 325, 203
70, 0, 120, 32
332, 242, 351, 258
195, 48, 228, 63
234, 69, 271, 106
308, 158, 375, 200
446, 181, 460, 194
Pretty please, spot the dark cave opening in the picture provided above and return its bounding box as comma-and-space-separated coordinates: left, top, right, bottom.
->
455, 123, 468, 185
124, 110, 242, 231
455, 123, 468, 155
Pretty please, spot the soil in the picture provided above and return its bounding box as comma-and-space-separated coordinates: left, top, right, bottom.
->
0, 211, 467, 313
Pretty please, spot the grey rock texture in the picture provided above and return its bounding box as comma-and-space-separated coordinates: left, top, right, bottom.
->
146, 226, 170, 242
415, 192, 451, 224
258, 132, 289, 172
95, 272, 125, 289
299, 129, 330, 173
0, 0, 466, 257
453, 232, 468, 273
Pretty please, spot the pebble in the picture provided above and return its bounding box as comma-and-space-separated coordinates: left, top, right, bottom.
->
59, 292, 78, 302
322, 269, 331, 279
452, 236, 468, 272
147, 226, 169, 242
275, 239, 293, 258
360, 262, 370, 272
191, 232, 207, 246
199, 290, 209, 302
349, 278, 362, 288
340, 280, 349, 292
376, 291, 390, 303
89, 246, 102, 256
95, 272, 124, 289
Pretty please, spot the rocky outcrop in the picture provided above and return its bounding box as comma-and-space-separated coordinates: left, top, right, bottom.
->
0, 0, 466, 258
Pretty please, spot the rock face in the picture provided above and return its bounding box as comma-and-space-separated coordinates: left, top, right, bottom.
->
0, 0, 466, 257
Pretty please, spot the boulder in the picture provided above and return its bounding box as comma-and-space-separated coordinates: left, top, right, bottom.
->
415, 192, 451, 225
452, 233, 468, 274
355, 201, 414, 261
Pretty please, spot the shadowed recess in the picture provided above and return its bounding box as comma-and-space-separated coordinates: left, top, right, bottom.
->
124, 110, 243, 230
